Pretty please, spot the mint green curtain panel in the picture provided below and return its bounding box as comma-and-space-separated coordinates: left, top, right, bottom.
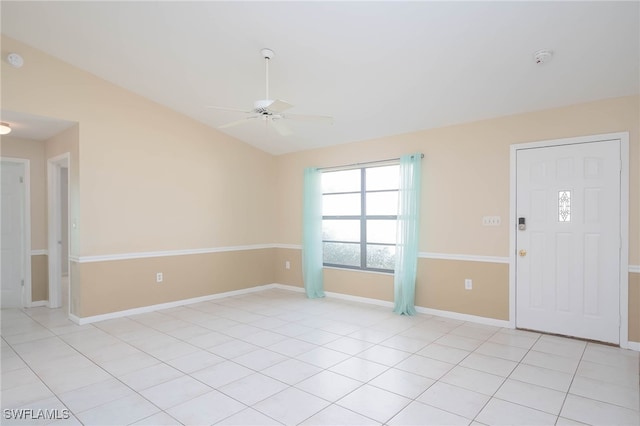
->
302, 167, 325, 298
393, 153, 422, 315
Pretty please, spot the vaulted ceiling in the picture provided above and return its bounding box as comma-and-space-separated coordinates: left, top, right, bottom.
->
2, 1, 638, 154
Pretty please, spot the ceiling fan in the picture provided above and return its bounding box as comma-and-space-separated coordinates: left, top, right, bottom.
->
206, 48, 332, 136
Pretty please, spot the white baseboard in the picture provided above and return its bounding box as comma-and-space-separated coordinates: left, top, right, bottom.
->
625, 341, 640, 351
70, 284, 273, 325
269, 283, 305, 293
28, 300, 48, 308
270, 283, 508, 327
324, 290, 394, 308
415, 306, 511, 328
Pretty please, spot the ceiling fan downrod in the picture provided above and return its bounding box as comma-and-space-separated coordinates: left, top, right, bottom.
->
261, 48, 275, 102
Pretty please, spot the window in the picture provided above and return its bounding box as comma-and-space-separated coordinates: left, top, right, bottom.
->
321, 164, 399, 272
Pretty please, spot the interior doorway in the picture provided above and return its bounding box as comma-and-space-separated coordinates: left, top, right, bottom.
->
1, 158, 31, 308
48, 153, 70, 311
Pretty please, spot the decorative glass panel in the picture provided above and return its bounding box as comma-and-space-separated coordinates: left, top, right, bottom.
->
323, 242, 360, 267
559, 190, 571, 222
366, 245, 396, 270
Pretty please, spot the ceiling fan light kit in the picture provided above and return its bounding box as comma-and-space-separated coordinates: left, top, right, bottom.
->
206, 48, 332, 136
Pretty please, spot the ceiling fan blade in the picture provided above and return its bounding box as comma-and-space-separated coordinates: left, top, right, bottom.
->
270, 119, 293, 136
282, 113, 333, 124
218, 116, 258, 129
267, 99, 294, 113
205, 105, 252, 113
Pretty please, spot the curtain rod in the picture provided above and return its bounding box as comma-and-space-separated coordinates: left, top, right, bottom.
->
318, 153, 423, 171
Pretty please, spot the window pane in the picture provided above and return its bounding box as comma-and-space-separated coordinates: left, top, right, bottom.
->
322, 169, 360, 193
366, 165, 399, 191
323, 194, 361, 216
323, 242, 360, 267
367, 245, 395, 270
366, 191, 398, 215
322, 220, 360, 242
367, 220, 396, 244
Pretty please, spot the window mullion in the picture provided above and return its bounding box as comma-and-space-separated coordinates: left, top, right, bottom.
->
360, 167, 367, 270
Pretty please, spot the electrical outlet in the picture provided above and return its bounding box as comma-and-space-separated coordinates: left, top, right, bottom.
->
156, 272, 163, 283
465, 279, 472, 290
482, 216, 501, 226
285, 261, 291, 270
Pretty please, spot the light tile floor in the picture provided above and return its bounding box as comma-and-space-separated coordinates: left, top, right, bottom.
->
1, 288, 639, 425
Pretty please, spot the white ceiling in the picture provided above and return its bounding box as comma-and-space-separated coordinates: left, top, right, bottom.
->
1, 1, 638, 155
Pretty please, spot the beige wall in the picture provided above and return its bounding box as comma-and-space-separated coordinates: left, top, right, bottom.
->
276, 95, 639, 334
0, 136, 47, 250
276, 96, 639, 263
31, 254, 48, 302
2, 36, 277, 257
2, 35, 277, 316
78, 249, 275, 317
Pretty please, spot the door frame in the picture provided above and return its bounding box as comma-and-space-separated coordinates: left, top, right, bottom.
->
1, 157, 32, 308
509, 132, 630, 348
47, 153, 70, 310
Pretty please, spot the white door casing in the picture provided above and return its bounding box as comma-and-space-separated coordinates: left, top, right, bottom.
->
510, 134, 629, 347
48, 153, 70, 310
1, 159, 31, 308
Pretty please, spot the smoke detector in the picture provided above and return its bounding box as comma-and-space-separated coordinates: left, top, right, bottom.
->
533, 49, 553, 65
7, 53, 24, 68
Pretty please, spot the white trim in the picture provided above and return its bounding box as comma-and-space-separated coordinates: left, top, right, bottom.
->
31, 249, 48, 256
273, 284, 510, 327
627, 341, 640, 352
271, 283, 306, 293
419, 252, 509, 264
509, 132, 630, 348
415, 306, 511, 328
68, 255, 80, 262
1, 157, 32, 309
629, 265, 640, 274
77, 244, 274, 263
29, 300, 48, 308
69, 284, 274, 324
325, 290, 394, 308
273, 243, 303, 250
74, 245, 514, 265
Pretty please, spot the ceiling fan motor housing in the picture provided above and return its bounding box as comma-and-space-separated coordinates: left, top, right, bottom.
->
254, 99, 274, 114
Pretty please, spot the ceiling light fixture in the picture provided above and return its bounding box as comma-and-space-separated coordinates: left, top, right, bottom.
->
0, 122, 12, 135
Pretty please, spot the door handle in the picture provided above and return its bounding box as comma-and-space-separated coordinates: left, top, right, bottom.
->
519, 249, 527, 257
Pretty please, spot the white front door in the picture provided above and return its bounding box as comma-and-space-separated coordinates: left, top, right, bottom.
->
516, 139, 621, 344
1, 161, 25, 308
